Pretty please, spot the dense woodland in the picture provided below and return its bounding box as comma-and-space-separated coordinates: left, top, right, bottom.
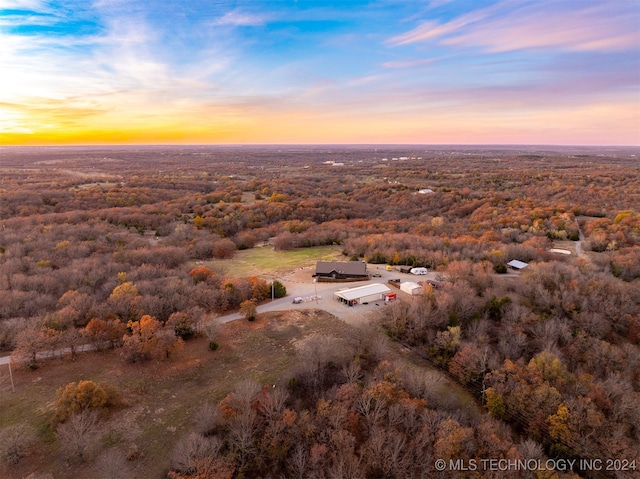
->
0, 145, 639, 478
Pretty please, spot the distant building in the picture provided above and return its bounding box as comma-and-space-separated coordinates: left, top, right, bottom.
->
315, 261, 368, 279
418, 188, 434, 194
507, 260, 529, 270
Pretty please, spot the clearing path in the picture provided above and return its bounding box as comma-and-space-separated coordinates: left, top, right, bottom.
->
574, 218, 589, 260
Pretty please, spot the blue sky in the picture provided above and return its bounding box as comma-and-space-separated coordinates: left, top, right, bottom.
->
1, 0, 639, 145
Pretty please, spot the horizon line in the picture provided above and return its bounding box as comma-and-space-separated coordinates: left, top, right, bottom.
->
1, 143, 638, 149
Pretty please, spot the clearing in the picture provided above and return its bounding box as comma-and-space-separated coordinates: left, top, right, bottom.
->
204, 244, 345, 277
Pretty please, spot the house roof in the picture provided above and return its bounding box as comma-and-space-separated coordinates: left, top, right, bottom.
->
401, 282, 421, 289
334, 283, 391, 301
316, 261, 367, 275
507, 259, 529, 269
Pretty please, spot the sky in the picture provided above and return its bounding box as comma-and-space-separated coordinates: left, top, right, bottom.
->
1, 0, 639, 146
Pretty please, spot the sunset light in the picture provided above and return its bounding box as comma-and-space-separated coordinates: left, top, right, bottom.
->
1, 0, 639, 145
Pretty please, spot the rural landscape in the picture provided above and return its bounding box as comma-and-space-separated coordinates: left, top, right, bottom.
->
0, 145, 638, 478
1, 0, 639, 477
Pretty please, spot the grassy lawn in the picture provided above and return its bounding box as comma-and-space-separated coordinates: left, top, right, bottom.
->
205, 244, 345, 277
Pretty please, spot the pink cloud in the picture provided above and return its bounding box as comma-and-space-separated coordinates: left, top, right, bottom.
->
389, 2, 639, 53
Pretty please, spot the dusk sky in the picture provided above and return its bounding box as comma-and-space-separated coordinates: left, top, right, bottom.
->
1, 0, 639, 146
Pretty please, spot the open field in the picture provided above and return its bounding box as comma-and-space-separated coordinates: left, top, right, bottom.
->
0, 310, 346, 478
204, 245, 345, 278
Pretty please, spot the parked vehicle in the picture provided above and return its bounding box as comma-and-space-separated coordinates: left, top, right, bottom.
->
410, 267, 428, 275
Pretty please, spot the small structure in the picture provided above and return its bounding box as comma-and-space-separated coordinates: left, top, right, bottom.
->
398, 266, 413, 274
421, 279, 443, 289
382, 291, 396, 302
400, 281, 423, 296
507, 260, 529, 270
410, 267, 428, 275
418, 188, 434, 194
334, 283, 392, 306
315, 261, 367, 279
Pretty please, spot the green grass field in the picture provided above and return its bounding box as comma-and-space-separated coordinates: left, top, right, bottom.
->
205, 244, 345, 277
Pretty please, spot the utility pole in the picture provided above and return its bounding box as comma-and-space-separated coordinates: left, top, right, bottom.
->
314, 278, 318, 304
8, 357, 15, 393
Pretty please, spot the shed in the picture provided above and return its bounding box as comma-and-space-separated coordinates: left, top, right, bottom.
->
334, 283, 392, 305
507, 260, 529, 270
400, 281, 423, 295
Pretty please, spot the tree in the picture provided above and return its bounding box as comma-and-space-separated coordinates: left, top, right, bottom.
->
270, 280, 286, 299
95, 448, 132, 479
212, 238, 236, 259
54, 380, 121, 424
239, 299, 257, 321
122, 315, 182, 362
121, 315, 161, 363
201, 319, 219, 351
188, 265, 215, 284
0, 423, 37, 465
167, 312, 196, 340
85, 318, 126, 351
248, 276, 270, 301
56, 410, 99, 463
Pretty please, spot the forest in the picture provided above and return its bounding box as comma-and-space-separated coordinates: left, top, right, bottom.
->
0, 145, 638, 479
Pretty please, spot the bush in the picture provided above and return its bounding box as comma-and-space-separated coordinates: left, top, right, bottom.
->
208, 341, 219, 351
494, 263, 507, 274
54, 380, 122, 424
0, 423, 37, 465
270, 280, 287, 299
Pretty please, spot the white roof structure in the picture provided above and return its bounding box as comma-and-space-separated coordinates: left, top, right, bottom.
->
401, 281, 421, 289
507, 259, 529, 270
334, 283, 391, 301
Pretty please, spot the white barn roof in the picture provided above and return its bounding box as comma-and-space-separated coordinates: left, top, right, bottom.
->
335, 283, 391, 301
507, 259, 529, 269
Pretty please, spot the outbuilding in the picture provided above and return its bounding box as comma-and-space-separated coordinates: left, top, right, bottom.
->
507, 260, 529, 270
400, 281, 423, 296
334, 283, 392, 306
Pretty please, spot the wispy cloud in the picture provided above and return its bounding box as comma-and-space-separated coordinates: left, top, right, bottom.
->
388, 1, 640, 53
0, 1, 637, 145
383, 57, 436, 69
211, 9, 268, 27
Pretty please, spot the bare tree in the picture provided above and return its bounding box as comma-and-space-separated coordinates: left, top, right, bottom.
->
341, 360, 362, 384
95, 448, 132, 479
0, 423, 37, 465
261, 387, 289, 420
171, 432, 221, 474
288, 444, 308, 479
228, 408, 257, 465
193, 401, 222, 436
56, 409, 99, 463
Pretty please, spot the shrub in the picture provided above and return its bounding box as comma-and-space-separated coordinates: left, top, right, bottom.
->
54, 380, 122, 424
